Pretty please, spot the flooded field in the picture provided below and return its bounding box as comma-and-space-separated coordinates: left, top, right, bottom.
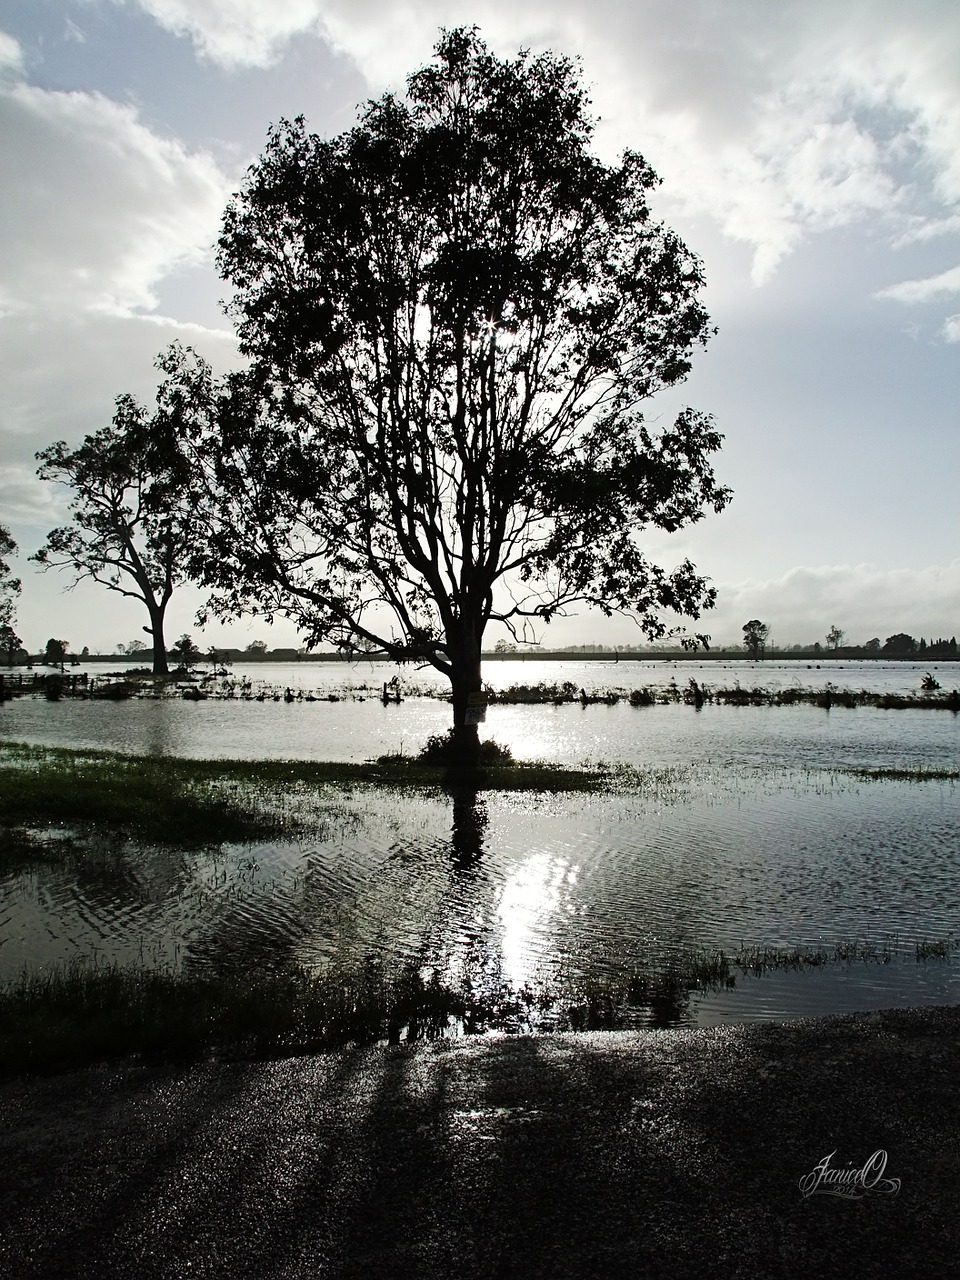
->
1, 660, 958, 1031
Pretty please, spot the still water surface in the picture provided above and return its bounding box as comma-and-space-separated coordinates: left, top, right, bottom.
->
1, 660, 958, 1028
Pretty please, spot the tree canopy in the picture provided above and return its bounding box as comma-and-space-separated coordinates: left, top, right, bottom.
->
742, 619, 769, 661
882, 633, 917, 656
44, 638, 68, 668
171, 634, 200, 667
0, 524, 20, 631
0, 524, 22, 665
33, 392, 199, 675
170, 27, 730, 757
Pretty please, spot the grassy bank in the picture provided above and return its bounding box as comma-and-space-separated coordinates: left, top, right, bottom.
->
2, 742, 951, 860
3, 940, 957, 1075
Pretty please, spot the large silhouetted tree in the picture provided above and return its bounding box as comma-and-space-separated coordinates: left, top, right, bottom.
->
33, 394, 199, 675
171, 28, 730, 760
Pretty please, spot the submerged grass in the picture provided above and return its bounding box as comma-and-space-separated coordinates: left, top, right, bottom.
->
484, 679, 960, 711
3, 937, 957, 1075
0, 743, 303, 854
0, 959, 465, 1074
1, 737, 607, 796
0, 740, 608, 865
916, 937, 960, 960
848, 766, 960, 782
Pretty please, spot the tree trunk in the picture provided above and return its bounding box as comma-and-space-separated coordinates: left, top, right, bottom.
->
146, 605, 169, 676
449, 628, 483, 767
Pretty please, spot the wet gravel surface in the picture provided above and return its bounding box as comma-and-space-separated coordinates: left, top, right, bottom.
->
1, 1007, 959, 1279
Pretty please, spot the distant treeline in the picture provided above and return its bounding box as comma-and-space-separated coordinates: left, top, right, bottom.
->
488, 635, 958, 661
11, 634, 958, 667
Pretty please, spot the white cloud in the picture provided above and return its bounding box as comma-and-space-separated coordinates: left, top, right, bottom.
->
0, 77, 231, 317
713, 561, 960, 644
0, 30, 23, 77
894, 213, 960, 247
942, 314, 960, 343
64, 18, 88, 45
876, 264, 960, 304
671, 103, 902, 284
116, 0, 326, 68
130, 0, 960, 287
0, 47, 244, 571
0, 311, 240, 447
0, 464, 60, 526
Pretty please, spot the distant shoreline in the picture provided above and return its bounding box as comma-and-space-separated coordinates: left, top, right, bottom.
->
28, 650, 960, 667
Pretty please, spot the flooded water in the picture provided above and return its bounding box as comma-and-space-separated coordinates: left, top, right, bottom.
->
1, 659, 958, 1029
1, 658, 957, 771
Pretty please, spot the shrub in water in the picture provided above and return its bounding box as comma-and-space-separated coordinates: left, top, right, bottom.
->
416, 730, 514, 766
92, 681, 136, 700
628, 688, 655, 707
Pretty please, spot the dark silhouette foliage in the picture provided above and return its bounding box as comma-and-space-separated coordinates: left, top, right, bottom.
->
33, 394, 200, 675
44, 638, 67, 669
170, 27, 730, 761
882, 633, 918, 657
742, 619, 769, 661
0, 524, 20, 632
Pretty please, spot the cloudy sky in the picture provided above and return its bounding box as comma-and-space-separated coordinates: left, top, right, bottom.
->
1, 0, 957, 655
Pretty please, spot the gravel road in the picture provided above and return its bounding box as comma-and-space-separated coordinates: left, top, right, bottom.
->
2, 1006, 959, 1278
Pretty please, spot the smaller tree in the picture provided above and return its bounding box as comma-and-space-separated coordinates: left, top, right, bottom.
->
171, 634, 200, 667
45, 638, 68, 670
825, 625, 844, 651
882, 633, 917, 657
33, 388, 199, 676
207, 646, 230, 675
244, 640, 269, 659
0, 623, 21, 667
742, 619, 769, 661
0, 524, 21, 632
864, 637, 880, 653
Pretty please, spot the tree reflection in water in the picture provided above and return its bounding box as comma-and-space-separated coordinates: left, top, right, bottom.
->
450, 788, 488, 873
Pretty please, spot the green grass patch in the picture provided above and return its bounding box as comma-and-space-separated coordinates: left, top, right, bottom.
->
374, 730, 605, 789
691, 684, 960, 711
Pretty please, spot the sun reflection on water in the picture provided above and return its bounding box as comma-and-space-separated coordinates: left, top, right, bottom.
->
496, 851, 580, 987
